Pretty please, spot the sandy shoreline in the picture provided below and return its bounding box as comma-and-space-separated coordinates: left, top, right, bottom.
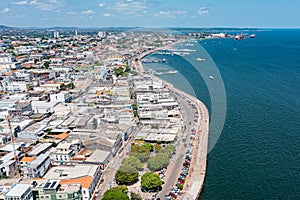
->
134, 46, 209, 200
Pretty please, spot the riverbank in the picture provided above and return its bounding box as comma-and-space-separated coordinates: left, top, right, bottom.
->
134, 46, 209, 200
167, 83, 209, 200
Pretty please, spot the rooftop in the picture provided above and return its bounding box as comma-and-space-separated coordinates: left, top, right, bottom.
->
5, 184, 31, 197
28, 143, 52, 157
43, 165, 98, 181
60, 176, 93, 189
85, 149, 111, 163
20, 157, 35, 163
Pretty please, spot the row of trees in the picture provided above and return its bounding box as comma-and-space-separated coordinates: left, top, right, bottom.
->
114, 144, 176, 195
115, 143, 154, 185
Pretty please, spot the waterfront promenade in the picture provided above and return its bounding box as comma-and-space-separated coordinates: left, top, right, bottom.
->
167, 83, 209, 200
134, 49, 209, 200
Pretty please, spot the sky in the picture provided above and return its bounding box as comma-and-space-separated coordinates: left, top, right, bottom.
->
0, 0, 299, 28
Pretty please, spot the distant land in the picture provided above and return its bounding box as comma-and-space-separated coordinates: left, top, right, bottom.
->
0, 25, 271, 31
0, 25, 139, 31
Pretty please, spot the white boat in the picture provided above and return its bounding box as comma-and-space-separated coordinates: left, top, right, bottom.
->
209, 75, 214, 80
168, 70, 177, 74
185, 43, 194, 47
197, 58, 206, 62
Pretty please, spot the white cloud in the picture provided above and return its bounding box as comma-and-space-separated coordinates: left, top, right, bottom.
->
153, 10, 186, 18
198, 7, 209, 15
14, 13, 26, 18
10, 1, 28, 5
103, 13, 111, 17
66, 11, 77, 15
99, 2, 106, 7
173, 10, 186, 15
82, 9, 95, 15
1, 8, 10, 13
108, 1, 148, 13
29, 0, 63, 11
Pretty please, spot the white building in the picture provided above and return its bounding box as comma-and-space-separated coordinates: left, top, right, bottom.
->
24, 154, 51, 178
1, 81, 32, 92
50, 140, 81, 165
54, 31, 59, 38
50, 92, 71, 103
0, 54, 22, 70
4, 184, 33, 200
97, 31, 106, 38
43, 165, 101, 200
31, 101, 57, 114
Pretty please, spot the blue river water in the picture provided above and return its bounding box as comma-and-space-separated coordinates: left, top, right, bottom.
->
143, 29, 300, 199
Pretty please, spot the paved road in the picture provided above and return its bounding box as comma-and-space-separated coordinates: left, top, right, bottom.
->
157, 91, 196, 199
97, 126, 141, 199
153, 81, 209, 200
174, 91, 209, 200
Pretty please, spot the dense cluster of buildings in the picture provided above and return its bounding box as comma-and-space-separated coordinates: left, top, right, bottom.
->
0, 29, 187, 200
133, 76, 181, 143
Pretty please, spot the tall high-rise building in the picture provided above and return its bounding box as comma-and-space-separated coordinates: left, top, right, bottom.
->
97, 31, 106, 38
53, 31, 59, 38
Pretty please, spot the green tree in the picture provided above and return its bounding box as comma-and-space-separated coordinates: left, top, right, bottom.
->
43, 61, 50, 69
60, 83, 67, 91
143, 143, 154, 152
158, 145, 176, 157
102, 186, 129, 200
122, 156, 143, 171
113, 185, 128, 193
114, 67, 124, 76
133, 110, 138, 117
165, 145, 176, 154
125, 62, 130, 72
147, 153, 169, 171
130, 192, 142, 200
141, 172, 163, 191
67, 82, 75, 89
115, 164, 139, 185
154, 145, 162, 153
131, 104, 137, 110
177, 184, 183, 190
130, 144, 151, 162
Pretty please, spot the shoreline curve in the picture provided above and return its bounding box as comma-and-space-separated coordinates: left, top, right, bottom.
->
134, 45, 209, 200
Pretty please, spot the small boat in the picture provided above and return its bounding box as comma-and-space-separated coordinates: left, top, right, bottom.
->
234, 33, 245, 40
185, 43, 194, 47
168, 70, 177, 74
197, 58, 206, 62
209, 75, 214, 80
250, 34, 256, 38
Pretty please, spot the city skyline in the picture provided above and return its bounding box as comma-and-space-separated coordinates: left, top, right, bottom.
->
0, 0, 299, 28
